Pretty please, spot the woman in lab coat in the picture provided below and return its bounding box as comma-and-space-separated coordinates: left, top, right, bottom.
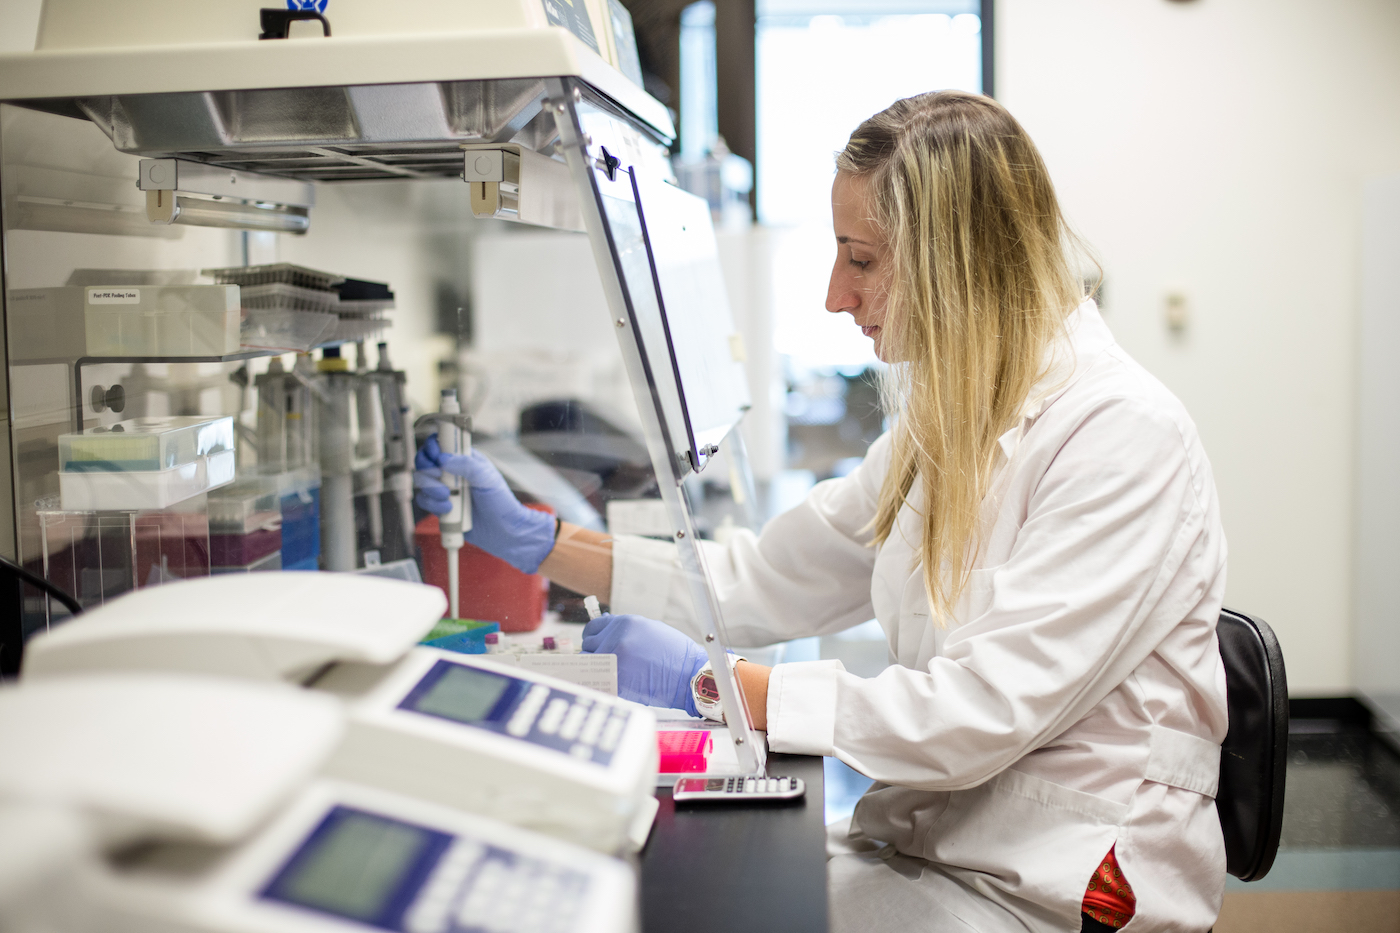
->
415, 90, 1228, 933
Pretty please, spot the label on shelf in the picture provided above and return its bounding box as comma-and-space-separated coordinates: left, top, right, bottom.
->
86, 288, 140, 305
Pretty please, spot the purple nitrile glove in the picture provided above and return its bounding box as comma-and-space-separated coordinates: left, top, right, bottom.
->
582, 613, 707, 716
413, 434, 557, 574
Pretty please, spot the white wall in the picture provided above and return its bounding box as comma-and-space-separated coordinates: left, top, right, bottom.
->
278, 179, 463, 417
999, 0, 1400, 694
1354, 174, 1400, 731
0, 0, 41, 53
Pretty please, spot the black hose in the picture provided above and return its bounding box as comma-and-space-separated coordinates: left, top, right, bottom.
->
0, 554, 83, 617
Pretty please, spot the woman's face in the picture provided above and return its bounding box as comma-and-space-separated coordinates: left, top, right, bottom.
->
827, 172, 891, 361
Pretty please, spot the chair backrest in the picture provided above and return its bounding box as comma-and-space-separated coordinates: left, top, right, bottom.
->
1215, 608, 1289, 881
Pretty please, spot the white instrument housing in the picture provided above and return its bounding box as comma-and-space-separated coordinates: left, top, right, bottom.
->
314, 651, 658, 855
20, 575, 658, 854
75, 780, 637, 933
21, 573, 445, 684
0, 673, 344, 845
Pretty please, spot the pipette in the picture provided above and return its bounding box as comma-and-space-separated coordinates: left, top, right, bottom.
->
415, 390, 473, 619
439, 389, 471, 619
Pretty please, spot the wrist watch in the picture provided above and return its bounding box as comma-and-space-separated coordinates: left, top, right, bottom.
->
690, 652, 746, 723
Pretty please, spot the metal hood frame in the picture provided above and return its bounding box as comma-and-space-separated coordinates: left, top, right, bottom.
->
0, 27, 671, 183
0, 27, 673, 146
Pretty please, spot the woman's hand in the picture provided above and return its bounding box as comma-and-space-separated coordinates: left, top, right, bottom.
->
413, 434, 556, 574
581, 613, 708, 715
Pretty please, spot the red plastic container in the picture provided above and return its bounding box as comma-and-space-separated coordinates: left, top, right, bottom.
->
415, 508, 551, 631
658, 730, 714, 773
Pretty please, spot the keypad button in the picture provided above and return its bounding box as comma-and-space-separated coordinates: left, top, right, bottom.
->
404, 906, 448, 933
506, 709, 535, 737
455, 887, 491, 927
434, 848, 590, 933
599, 714, 626, 751
537, 698, 569, 735
570, 742, 593, 759
579, 705, 610, 745
558, 704, 589, 741
505, 685, 550, 737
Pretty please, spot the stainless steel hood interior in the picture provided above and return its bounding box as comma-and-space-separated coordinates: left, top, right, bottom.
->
61, 78, 570, 182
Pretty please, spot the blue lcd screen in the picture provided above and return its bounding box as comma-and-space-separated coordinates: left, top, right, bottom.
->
261, 806, 451, 930
398, 660, 522, 726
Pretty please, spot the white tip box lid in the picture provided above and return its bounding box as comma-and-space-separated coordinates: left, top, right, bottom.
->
23, 572, 447, 683
0, 673, 343, 845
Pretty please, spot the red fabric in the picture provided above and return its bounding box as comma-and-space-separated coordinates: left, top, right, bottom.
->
1082, 845, 1136, 928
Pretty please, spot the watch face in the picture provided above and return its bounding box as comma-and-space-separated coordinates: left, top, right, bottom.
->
695, 673, 721, 703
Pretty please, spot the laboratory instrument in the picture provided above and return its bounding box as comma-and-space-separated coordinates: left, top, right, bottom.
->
415, 390, 473, 619
22, 573, 660, 854
71, 780, 638, 933
0, 672, 345, 845
0, 669, 344, 932
0, 672, 634, 933
671, 776, 806, 804
316, 346, 359, 572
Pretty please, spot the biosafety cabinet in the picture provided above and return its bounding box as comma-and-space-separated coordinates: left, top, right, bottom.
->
0, 1, 768, 770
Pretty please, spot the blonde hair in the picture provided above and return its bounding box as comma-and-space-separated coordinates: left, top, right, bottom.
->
837, 91, 1086, 622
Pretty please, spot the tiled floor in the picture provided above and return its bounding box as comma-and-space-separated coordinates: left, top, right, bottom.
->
1218, 723, 1400, 932
822, 716, 1400, 931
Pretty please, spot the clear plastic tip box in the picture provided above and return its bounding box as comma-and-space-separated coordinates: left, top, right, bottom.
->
57, 416, 236, 511
208, 476, 283, 572
60, 416, 235, 472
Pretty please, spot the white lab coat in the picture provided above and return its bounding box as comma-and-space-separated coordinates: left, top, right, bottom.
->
610, 301, 1229, 933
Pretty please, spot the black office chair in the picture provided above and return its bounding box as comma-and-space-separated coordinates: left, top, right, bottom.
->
1215, 608, 1288, 881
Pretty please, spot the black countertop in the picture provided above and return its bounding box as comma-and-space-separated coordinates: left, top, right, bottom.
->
639, 753, 829, 933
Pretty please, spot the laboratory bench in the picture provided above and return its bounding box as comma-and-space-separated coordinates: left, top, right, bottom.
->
640, 753, 829, 933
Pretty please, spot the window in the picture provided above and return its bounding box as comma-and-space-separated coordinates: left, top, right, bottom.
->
755, 2, 986, 476
679, 1, 719, 160
757, 0, 985, 227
